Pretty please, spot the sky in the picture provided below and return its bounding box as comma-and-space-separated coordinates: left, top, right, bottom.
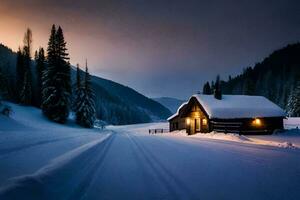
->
0, 0, 300, 99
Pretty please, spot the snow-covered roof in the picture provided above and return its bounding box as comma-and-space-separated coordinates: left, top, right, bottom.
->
168, 94, 285, 120
167, 101, 188, 120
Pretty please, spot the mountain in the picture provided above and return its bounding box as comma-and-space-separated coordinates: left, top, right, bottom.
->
219, 43, 300, 110
153, 97, 185, 114
0, 43, 171, 125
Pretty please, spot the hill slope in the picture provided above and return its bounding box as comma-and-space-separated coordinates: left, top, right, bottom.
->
0, 43, 171, 125
153, 97, 185, 114
220, 43, 300, 109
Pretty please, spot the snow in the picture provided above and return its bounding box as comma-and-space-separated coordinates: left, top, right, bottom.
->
0, 102, 108, 188
161, 119, 300, 149
284, 117, 300, 129
0, 103, 300, 199
194, 94, 286, 118
169, 94, 286, 120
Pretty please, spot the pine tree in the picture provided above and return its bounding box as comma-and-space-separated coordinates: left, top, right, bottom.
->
243, 78, 255, 95
74, 65, 84, 123
74, 64, 83, 111
0, 67, 6, 97
75, 61, 96, 128
211, 80, 215, 94
287, 82, 300, 117
16, 47, 24, 102
35, 47, 45, 107
42, 25, 56, 118
214, 75, 222, 100
76, 64, 81, 90
42, 25, 71, 123
20, 28, 33, 105
19, 70, 32, 105
202, 81, 211, 94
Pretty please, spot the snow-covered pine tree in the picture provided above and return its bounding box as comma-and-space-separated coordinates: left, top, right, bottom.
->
42, 25, 56, 118
20, 28, 33, 105
75, 62, 96, 128
74, 64, 84, 115
287, 82, 300, 117
42, 25, 71, 123
35, 47, 45, 107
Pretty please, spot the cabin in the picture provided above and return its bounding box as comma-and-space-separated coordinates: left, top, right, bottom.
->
168, 94, 285, 135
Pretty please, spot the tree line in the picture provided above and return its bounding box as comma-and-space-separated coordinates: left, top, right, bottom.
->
12, 25, 96, 127
201, 43, 300, 117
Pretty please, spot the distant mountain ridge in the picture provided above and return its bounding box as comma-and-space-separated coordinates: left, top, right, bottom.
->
153, 97, 185, 114
220, 43, 300, 110
0, 43, 171, 125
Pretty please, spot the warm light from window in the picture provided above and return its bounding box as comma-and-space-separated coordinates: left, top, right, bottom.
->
186, 118, 190, 125
253, 118, 261, 126
202, 118, 207, 125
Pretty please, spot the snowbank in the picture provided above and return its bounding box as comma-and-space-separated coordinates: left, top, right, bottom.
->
4, 102, 82, 131
191, 131, 299, 149
0, 115, 30, 131
0, 102, 108, 188
284, 117, 300, 129
164, 130, 299, 149
137, 122, 300, 149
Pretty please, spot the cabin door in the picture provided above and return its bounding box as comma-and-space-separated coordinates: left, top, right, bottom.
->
195, 118, 201, 133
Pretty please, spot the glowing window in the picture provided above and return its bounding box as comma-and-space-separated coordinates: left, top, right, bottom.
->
186, 118, 191, 125
252, 118, 262, 126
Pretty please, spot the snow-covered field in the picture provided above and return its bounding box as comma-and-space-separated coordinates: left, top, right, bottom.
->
0, 103, 300, 199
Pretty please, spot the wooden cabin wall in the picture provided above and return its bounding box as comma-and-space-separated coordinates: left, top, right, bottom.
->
169, 116, 186, 132
210, 117, 284, 134
169, 98, 210, 134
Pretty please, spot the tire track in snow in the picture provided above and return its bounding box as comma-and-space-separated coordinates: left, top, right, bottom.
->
122, 132, 171, 199
0, 134, 94, 157
127, 132, 197, 200
67, 132, 116, 200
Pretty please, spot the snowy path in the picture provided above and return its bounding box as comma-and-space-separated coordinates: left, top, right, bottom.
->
1, 123, 300, 200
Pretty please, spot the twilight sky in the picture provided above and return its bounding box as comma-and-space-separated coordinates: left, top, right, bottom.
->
0, 0, 300, 99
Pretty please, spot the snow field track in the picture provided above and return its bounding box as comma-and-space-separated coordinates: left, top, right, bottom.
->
125, 132, 196, 200
0, 132, 115, 200
67, 132, 116, 200
1, 120, 300, 200
0, 134, 93, 157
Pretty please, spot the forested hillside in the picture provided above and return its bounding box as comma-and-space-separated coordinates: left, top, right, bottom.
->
153, 97, 185, 113
0, 43, 171, 125
220, 43, 300, 110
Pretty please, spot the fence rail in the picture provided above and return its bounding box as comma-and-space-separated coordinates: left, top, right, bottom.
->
149, 129, 169, 134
